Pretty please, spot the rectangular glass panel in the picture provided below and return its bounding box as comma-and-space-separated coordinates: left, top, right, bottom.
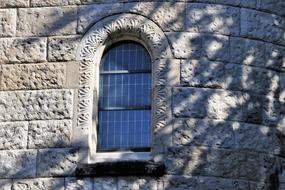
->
99, 73, 151, 108
98, 110, 151, 150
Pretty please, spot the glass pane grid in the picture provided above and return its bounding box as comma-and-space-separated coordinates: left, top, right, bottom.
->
98, 42, 151, 151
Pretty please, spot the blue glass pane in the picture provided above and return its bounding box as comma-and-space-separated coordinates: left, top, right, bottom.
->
99, 73, 151, 108
98, 110, 151, 150
101, 42, 151, 71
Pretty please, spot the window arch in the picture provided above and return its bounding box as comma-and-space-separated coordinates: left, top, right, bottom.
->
75, 13, 174, 162
98, 41, 152, 151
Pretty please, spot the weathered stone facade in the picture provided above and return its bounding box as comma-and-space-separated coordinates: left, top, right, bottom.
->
0, 0, 284, 189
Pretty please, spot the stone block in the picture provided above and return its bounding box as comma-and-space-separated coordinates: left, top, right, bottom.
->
224, 64, 279, 96
203, 34, 230, 62
0, 9, 16, 37
17, 7, 77, 36
93, 178, 116, 190
173, 119, 235, 148
1, 63, 66, 90
0, 179, 11, 190
0, 122, 28, 150
78, 2, 185, 33
230, 37, 265, 67
162, 175, 198, 190
207, 89, 244, 121
167, 32, 202, 59
234, 123, 278, 153
265, 43, 285, 71
0, 0, 28, 8
12, 178, 64, 190
65, 177, 92, 190
241, 8, 285, 46
165, 146, 209, 176
0, 37, 46, 63
118, 177, 157, 190
241, 94, 263, 124
77, 3, 122, 33
186, 3, 240, 35
30, 0, 80, 6
0, 90, 73, 122
249, 182, 269, 190
181, 59, 224, 88
124, 2, 185, 32
198, 176, 249, 190
257, 0, 285, 17
37, 148, 78, 177
28, 120, 72, 149
172, 87, 208, 118
48, 35, 81, 61
173, 88, 245, 121
262, 97, 281, 127
0, 150, 36, 178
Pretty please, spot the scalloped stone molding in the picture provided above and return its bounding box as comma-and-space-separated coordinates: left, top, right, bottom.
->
76, 13, 173, 161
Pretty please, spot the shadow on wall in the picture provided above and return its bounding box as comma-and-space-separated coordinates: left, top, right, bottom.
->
1, 1, 284, 190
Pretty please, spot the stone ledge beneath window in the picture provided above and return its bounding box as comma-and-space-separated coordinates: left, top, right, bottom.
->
75, 161, 166, 177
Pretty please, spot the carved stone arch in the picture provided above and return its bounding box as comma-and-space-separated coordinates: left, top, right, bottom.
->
75, 13, 173, 162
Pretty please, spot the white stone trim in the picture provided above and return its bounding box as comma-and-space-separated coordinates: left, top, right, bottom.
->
90, 152, 151, 163
75, 13, 173, 163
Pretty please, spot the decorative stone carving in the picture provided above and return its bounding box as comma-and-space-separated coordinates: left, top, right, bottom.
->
76, 13, 173, 160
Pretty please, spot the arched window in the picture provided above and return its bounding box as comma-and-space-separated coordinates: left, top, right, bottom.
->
98, 41, 152, 152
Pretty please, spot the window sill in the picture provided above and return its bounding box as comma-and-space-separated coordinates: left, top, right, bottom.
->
75, 152, 166, 177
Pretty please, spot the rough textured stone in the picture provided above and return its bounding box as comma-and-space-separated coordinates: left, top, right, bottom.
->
230, 37, 265, 67
166, 147, 267, 181
0, 38, 46, 63
186, 3, 240, 35
241, 94, 263, 124
262, 97, 281, 127
78, 2, 185, 33
93, 178, 116, 190
17, 7, 77, 36
265, 43, 285, 71
0, 122, 28, 150
203, 34, 230, 62
0, 0, 28, 8
235, 123, 278, 153
37, 148, 77, 177
28, 120, 72, 149
257, 0, 285, 17
0, 9, 16, 37
163, 175, 198, 190
48, 36, 81, 61
167, 32, 202, 59
65, 178, 92, 190
0, 150, 36, 178
181, 59, 224, 88
0, 179, 11, 190
224, 64, 279, 95
124, 2, 185, 32
173, 119, 235, 148
241, 8, 285, 46
1, 63, 66, 90
31, 0, 80, 6
12, 178, 64, 190
173, 88, 244, 121
118, 177, 157, 190
198, 177, 249, 190
0, 90, 73, 122
280, 73, 285, 102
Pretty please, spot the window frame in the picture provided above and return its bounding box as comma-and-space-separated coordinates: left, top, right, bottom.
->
75, 13, 175, 164
97, 41, 152, 152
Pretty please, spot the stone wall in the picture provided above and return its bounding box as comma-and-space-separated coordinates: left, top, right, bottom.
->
0, 0, 284, 189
